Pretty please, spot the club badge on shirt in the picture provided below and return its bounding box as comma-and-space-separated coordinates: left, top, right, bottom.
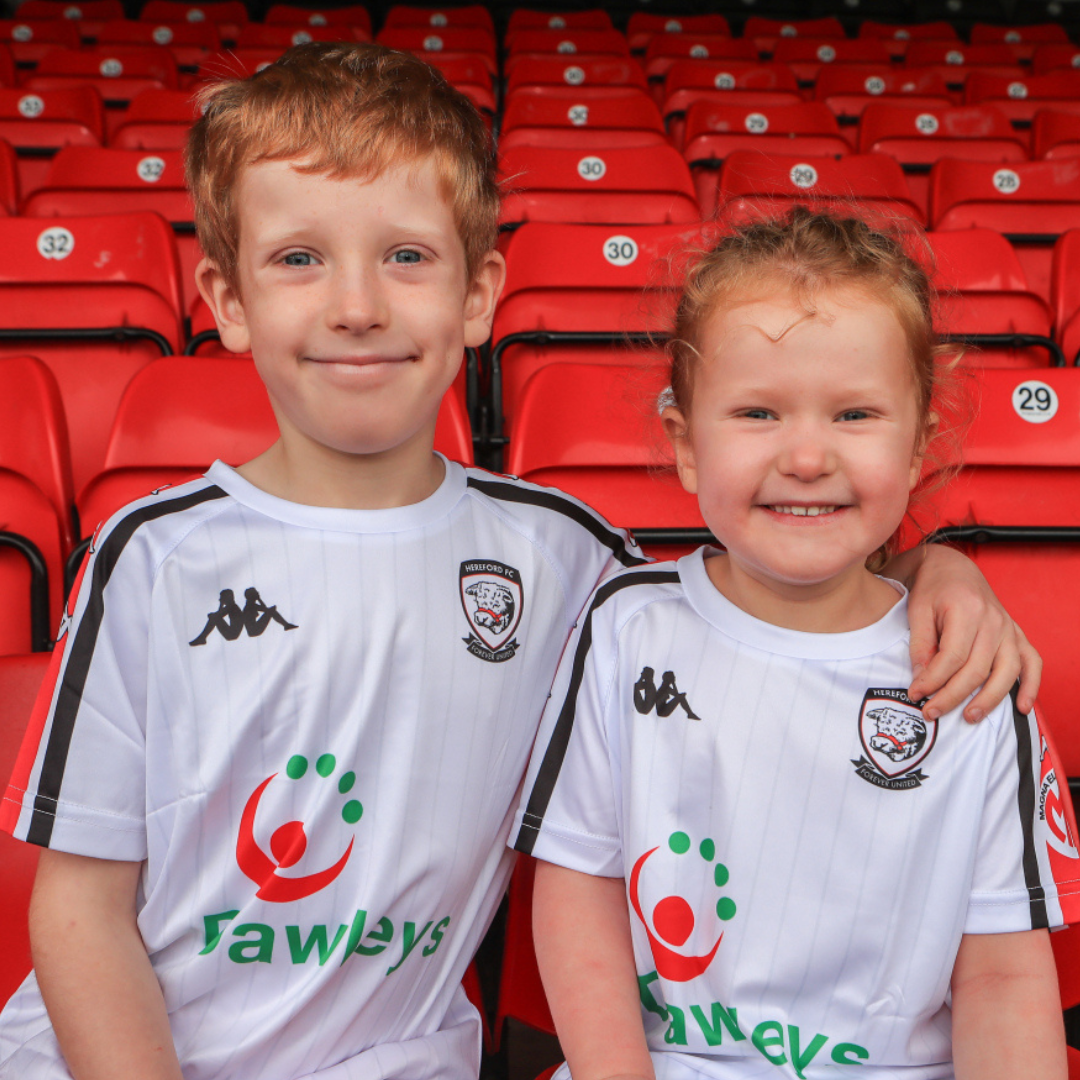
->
459, 560, 523, 663
852, 688, 937, 790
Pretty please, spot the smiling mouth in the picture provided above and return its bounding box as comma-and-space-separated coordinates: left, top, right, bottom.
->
307, 355, 413, 367
767, 505, 842, 517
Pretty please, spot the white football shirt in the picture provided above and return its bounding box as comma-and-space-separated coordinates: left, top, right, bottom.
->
0, 457, 644, 1080
513, 548, 1080, 1080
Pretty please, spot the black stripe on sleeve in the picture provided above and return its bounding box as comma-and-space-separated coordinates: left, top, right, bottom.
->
466, 475, 649, 568
1010, 684, 1049, 930
26, 485, 229, 847
515, 568, 681, 856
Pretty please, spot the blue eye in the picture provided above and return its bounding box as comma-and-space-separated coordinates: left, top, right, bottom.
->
392, 249, 422, 264
743, 409, 773, 420
282, 251, 314, 267
839, 409, 869, 422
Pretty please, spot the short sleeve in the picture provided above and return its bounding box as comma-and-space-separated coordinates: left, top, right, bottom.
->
511, 583, 623, 877
0, 521, 153, 860
966, 695, 1080, 933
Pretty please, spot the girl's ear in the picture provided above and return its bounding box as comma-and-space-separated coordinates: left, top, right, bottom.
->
661, 403, 698, 495
195, 258, 252, 355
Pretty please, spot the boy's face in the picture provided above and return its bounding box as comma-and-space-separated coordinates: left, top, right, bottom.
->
199, 156, 502, 463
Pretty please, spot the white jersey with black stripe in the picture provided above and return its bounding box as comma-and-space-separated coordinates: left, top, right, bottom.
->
512, 547, 1080, 1080
0, 456, 643, 1080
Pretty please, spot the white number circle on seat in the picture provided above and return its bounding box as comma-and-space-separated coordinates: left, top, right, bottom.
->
578, 155, 606, 181
557, 40, 577, 54
690, 44, 708, 57
152, 25, 173, 43
563, 65, 585, 85
37, 226, 75, 260
916, 112, 939, 134
1012, 379, 1058, 423
865, 75, 885, 94
568, 104, 588, 125
430, 13, 447, 26
945, 49, 964, 64
790, 163, 818, 188
715, 71, 735, 89
291, 30, 312, 44
1007, 81, 1028, 98
603, 235, 638, 266
817, 44, 836, 62
100, 57, 123, 76
993, 168, 1020, 193
137, 155, 166, 182
186, 7, 205, 20
17, 94, 44, 118
309, 13, 326, 25
12, 24, 32, 40
423, 35, 443, 51
745, 112, 768, 133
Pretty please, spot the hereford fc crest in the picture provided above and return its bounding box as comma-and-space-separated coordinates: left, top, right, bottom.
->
460, 560, 523, 663
852, 688, 937, 790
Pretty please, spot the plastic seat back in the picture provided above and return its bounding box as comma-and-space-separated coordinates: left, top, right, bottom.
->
24, 47, 179, 102
0, 135, 18, 213
234, 23, 367, 48
0, 653, 50, 1003
626, 13, 730, 54
0, 19, 80, 64
964, 71, 1080, 125
506, 9, 612, 34
265, 5, 372, 33
683, 101, 850, 217
1032, 44, 1080, 77
930, 158, 1080, 301
771, 37, 893, 87
506, 28, 629, 60
505, 55, 648, 96
383, 5, 490, 31
500, 86, 665, 152
499, 143, 700, 230
929, 228, 1056, 366
1050, 229, 1080, 364
814, 66, 952, 122
94, 18, 222, 68
1034, 109, 1080, 161
109, 87, 200, 150
970, 22, 1069, 63
743, 16, 845, 51
643, 33, 758, 86
661, 61, 802, 150
717, 150, 923, 223
139, 0, 249, 43
375, 26, 496, 76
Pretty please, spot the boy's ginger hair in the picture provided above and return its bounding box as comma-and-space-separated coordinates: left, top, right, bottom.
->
186, 42, 499, 290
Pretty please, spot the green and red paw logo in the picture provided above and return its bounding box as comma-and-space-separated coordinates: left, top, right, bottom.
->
629, 831, 736, 982
236, 753, 364, 903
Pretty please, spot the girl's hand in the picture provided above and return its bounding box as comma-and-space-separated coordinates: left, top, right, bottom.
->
898, 545, 1042, 722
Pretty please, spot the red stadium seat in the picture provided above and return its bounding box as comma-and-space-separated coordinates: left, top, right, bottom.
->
717, 150, 923, 224
506, 9, 612, 35
505, 362, 705, 558
683, 101, 850, 219
234, 23, 367, 48
500, 87, 665, 151
0, 44, 14, 88
903, 42, 1022, 90
661, 61, 803, 151
23, 47, 179, 107
814, 66, 952, 123
859, 102, 1026, 215
94, 18, 221, 69
1032, 44, 1080, 77
505, 28, 629, 60
0, 19, 80, 65
626, 13, 730, 54
505, 55, 648, 96
0, 356, 73, 642
265, 4, 372, 34
491, 221, 703, 440
964, 71, 1080, 126
643, 34, 758, 99
969, 22, 1069, 63
18, 0, 123, 21
0, 653, 50, 1002
771, 38, 893, 87
375, 26, 496, 78
929, 158, 1080, 301
75, 356, 473, 540
743, 16, 845, 53
383, 5, 490, 32
499, 144, 700, 231
1034, 110, 1080, 162
1050, 229, 1080, 364
929, 228, 1058, 367
23, 145, 198, 311
0, 86, 103, 199
109, 87, 199, 150
0, 212, 182, 494
139, 0, 248, 44
191, 48, 283, 83
919, 367, 1080, 782
859, 20, 959, 62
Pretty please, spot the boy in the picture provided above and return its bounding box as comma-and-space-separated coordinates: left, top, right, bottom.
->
0, 43, 1042, 1080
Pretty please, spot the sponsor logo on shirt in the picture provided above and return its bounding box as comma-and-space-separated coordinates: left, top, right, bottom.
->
189, 586, 298, 646
629, 831, 735, 982
459, 559, 523, 662
634, 667, 700, 720
1038, 734, 1079, 861
852, 688, 936, 790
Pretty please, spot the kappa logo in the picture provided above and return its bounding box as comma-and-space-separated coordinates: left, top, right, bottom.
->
190, 587, 298, 646
236, 751, 365, 902
634, 667, 700, 720
629, 831, 737, 982
852, 688, 936, 790
459, 560, 523, 662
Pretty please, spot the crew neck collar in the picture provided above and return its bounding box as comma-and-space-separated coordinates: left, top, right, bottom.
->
205, 454, 466, 534
678, 546, 909, 661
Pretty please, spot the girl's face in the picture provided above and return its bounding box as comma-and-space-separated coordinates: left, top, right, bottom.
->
664, 283, 924, 603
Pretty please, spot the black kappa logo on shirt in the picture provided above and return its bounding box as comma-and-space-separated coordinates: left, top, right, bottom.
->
634, 667, 700, 720
852, 688, 937, 790
459, 560, 523, 663
190, 587, 298, 646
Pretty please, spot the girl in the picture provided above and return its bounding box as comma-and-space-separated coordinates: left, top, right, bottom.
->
510, 208, 1079, 1080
